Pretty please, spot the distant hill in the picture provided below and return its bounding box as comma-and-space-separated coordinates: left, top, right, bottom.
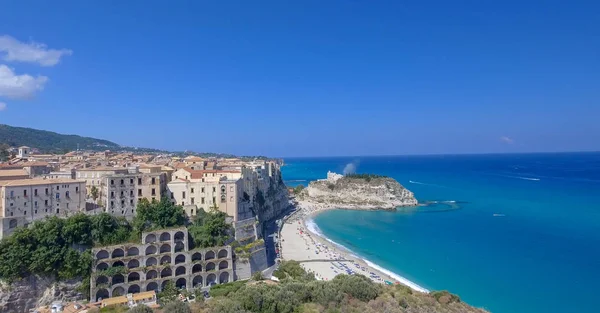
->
0, 124, 121, 153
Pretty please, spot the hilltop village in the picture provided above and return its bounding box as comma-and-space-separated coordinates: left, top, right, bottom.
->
0, 146, 290, 312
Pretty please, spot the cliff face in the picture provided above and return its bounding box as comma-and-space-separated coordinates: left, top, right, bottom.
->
300, 173, 417, 209
253, 172, 290, 223
0, 276, 82, 313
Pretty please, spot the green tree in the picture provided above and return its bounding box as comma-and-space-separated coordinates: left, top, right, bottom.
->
188, 209, 231, 248
90, 186, 99, 202
133, 197, 186, 234
162, 301, 191, 313
157, 281, 179, 304
128, 305, 153, 313
63, 213, 93, 246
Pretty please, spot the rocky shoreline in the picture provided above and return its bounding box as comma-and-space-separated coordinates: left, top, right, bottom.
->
297, 171, 418, 210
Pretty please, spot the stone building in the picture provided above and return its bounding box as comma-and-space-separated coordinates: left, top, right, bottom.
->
0, 178, 86, 239
102, 174, 138, 217
90, 227, 233, 302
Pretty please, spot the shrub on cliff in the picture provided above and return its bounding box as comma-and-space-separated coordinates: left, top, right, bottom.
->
128, 305, 153, 313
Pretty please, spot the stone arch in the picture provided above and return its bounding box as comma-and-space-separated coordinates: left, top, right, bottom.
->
146, 257, 158, 267
112, 274, 125, 285
96, 262, 109, 271
128, 272, 140, 282
175, 241, 184, 252
146, 282, 158, 292
192, 252, 202, 262
206, 273, 216, 285
174, 231, 185, 242
112, 286, 125, 297
205, 250, 215, 260
160, 232, 171, 242
127, 247, 139, 256
128, 284, 140, 294
146, 270, 158, 280
9, 219, 17, 229
219, 260, 228, 270
192, 275, 203, 287
145, 233, 157, 244
161, 267, 172, 278
112, 260, 125, 268
219, 271, 230, 284
145, 245, 157, 255
206, 262, 215, 271
112, 248, 125, 258
159, 243, 171, 254
160, 255, 171, 265
175, 266, 186, 276
161, 280, 171, 291
127, 259, 140, 269
218, 249, 228, 259
192, 264, 202, 274
96, 275, 108, 285
175, 278, 187, 289
96, 288, 109, 301
175, 254, 186, 264
96, 250, 109, 260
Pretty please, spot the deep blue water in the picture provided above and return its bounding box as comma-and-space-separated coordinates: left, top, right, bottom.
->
281, 153, 600, 313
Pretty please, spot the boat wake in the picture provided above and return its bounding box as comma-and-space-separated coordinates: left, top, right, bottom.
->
305, 218, 429, 293
408, 180, 452, 189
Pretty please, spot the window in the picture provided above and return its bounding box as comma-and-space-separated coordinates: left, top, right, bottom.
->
151, 188, 156, 196
9, 191, 13, 198
191, 209, 194, 215
24, 202, 27, 206
221, 185, 226, 193
221, 195, 226, 203
182, 201, 185, 206
9, 219, 16, 229
151, 177, 156, 185
201, 187, 205, 193
45, 188, 49, 195
56, 185, 60, 190
75, 187, 79, 193
230, 186, 234, 192
24, 211, 27, 215
56, 193, 60, 200
34, 189, 38, 196
212, 197, 216, 204
66, 203, 69, 209
110, 201, 114, 207
201, 197, 205, 204
66, 191, 70, 198
138, 178, 142, 184
130, 199, 134, 205
121, 200, 125, 206
130, 190, 133, 197
191, 197, 195, 204
212, 187, 216, 193
35, 210, 37, 214
191, 188, 194, 193
111, 180, 114, 185
111, 191, 115, 198
44, 200, 48, 206
120, 179, 124, 185
138, 189, 142, 196
34, 201, 37, 207
56, 209, 60, 214
130, 178, 134, 184
182, 191, 186, 199
170, 193, 174, 199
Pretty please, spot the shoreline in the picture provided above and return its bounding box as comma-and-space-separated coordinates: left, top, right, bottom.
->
279, 200, 429, 293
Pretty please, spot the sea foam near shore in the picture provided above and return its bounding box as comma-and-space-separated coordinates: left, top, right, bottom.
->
305, 217, 429, 293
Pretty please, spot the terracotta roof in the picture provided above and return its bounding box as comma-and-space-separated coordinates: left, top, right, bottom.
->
131, 291, 156, 301
0, 164, 23, 170
0, 178, 85, 187
22, 161, 49, 167
101, 295, 127, 306
0, 169, 29, 177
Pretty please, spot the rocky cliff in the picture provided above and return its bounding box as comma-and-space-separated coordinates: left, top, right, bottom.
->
299, 172, 417, 209
0, 276, 82, 313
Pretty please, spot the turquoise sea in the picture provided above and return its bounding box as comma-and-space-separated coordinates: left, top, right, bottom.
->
281, 153, 600, 313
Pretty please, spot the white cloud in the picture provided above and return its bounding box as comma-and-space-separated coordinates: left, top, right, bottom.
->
0, 35, 72, 67
500, 136, 514, 144
0, 102, 6, 111
0, 64, 48, 99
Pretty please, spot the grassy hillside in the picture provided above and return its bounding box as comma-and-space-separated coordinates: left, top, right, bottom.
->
0, 124, 120, 153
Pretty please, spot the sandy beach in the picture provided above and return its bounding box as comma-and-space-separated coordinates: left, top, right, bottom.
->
279, 200, 429, 292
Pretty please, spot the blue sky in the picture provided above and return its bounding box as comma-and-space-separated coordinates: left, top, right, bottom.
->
0, 1, 598, 157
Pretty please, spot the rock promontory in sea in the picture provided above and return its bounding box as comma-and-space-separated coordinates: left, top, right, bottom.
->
298, 171, 418, 210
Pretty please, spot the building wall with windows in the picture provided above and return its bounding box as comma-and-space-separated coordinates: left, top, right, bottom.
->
102, 174, 138, 217
90, 227, 233, 302
76, 167, 129, 198
0, 178, 86, 239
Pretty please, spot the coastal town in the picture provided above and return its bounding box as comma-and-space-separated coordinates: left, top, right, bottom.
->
0, 144, 478, 313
